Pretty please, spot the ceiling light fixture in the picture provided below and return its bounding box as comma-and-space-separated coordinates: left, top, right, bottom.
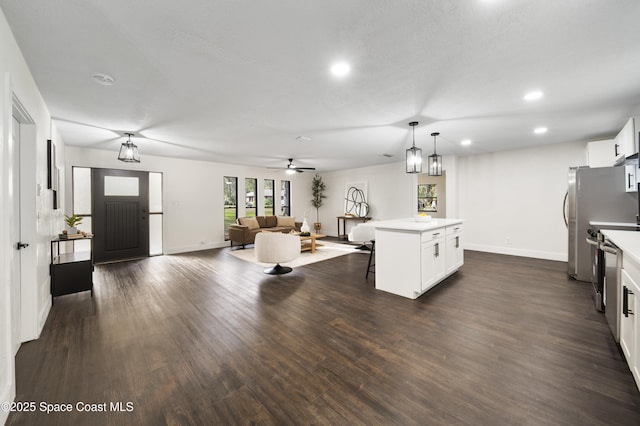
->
524, 91, 543, 101
406, 122, 422, 174
330, 62, 350, 76
296, 136, 311, 142
428, 132, 443, 176
92, 73, 115, 86
461, 139, 472, 146
534, 127, 548, 134
118, 133, 140, 163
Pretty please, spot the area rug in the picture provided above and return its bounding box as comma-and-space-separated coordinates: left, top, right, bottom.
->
228, 241, 366, 268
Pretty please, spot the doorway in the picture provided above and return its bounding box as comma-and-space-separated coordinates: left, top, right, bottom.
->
9, 116, 21, 354
92, 169, 149, 263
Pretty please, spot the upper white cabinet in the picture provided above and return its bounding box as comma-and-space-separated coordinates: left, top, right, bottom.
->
587, 139, 618, 167
614, 117, 640, 164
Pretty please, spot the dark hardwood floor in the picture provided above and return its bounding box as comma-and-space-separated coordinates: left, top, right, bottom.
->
7, 248, 640, 425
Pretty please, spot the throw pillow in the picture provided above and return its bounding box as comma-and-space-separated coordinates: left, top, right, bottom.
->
277, 216, 295, 227
238, 217, 260, 230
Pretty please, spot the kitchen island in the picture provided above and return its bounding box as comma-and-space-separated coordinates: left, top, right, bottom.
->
374, 218, 464, 299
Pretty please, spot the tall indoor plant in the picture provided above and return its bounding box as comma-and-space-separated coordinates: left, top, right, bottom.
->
311, 174, 326, 232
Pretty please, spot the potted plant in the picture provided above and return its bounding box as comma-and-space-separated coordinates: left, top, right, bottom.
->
311, 174, 326, 232
64, 214, 83, 235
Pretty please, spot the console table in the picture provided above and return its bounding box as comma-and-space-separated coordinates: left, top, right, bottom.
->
337, 216, 371, 240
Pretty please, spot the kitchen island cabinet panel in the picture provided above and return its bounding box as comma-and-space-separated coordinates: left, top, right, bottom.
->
374, 219, 463, 299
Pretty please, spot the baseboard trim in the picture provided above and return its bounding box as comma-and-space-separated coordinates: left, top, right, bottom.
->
165, 241, 229, 255
464, 243, 567, 262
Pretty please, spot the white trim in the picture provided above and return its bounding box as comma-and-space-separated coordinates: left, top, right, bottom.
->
463, 243, 567, 262
164, 241, 228, 255
11, 93, 34, 124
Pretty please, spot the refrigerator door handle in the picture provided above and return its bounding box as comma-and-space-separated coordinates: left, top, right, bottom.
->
563, 191, 569, 228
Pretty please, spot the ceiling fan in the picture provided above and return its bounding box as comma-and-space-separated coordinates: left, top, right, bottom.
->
271, 158, 316, 174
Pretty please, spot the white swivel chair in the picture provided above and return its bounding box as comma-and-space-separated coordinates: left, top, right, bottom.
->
254, 232, 301, 275
348, 223, 376, 280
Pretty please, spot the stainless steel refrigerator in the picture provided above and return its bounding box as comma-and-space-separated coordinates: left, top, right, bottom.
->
566, 166, 637, 282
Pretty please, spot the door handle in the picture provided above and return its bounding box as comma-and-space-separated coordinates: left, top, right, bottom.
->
624, 286, 634, 317
16, 242, 29, 250
615, 143, 620, 157
455, 236, 459, 248
434, 242, 439, 257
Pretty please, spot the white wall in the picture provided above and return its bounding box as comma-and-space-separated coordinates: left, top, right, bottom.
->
320, 162, 415, 237
65, 147, 314, 254
458, 140, 587, 261
0, 8, 62, 424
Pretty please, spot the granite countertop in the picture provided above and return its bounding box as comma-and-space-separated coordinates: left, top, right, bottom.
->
373, 218, 463, 232
601, 230, 640, 265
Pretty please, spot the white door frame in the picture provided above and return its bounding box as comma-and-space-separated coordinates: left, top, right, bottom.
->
12, 93, 38, 344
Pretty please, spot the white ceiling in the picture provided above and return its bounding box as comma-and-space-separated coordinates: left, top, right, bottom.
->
2, 0, 640, 172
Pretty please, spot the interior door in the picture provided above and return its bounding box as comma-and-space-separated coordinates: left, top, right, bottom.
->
10, 116, 21, 354
92, 169, 149, 263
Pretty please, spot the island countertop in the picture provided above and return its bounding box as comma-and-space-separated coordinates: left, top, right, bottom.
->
373, 218, 463, 232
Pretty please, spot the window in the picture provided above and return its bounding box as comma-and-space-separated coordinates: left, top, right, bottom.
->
72, 167, 92, 252
418, 184, 437, 212
280, 180, 291, 216
224, 177, 238, 239
264, 179, 274, 216
245, 178, 257, 217
149, 172, 163, 255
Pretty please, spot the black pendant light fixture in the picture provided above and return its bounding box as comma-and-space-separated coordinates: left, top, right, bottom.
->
428, 132, 442, 176
406, 121, 422, 174
118, 132, 140, 163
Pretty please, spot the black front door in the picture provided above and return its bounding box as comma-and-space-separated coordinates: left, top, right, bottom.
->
92, 168, 149, 263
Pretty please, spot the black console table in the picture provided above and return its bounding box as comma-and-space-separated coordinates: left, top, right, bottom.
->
337, 216, 372, 240
50, 236, 94, 302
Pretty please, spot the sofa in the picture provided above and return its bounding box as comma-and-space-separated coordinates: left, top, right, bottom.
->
229, 215, 301, 248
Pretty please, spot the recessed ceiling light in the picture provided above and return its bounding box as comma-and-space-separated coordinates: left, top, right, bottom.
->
461, 139, 472, 146
296, 136, 311, 142
92, 73, 115, 86
534, 127, 548, 134
524, 91, 543, 101
330, 62, 350, 76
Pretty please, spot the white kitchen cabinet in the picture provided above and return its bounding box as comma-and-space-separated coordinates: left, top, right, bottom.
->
620, 270, 636, 364
445, 224, 464, 275
586, 139, 618, 167
421, 236, 445, 292
625, 162, 639, 193
614, 117, 640, 164
621, 264, 640, 390
375, 219, 463, 299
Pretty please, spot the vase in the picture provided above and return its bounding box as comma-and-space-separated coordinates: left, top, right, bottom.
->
68, 226, 77, 235
301, 218, 310, 233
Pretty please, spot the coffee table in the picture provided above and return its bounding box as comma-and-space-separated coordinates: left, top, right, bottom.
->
298, 233, 326, 253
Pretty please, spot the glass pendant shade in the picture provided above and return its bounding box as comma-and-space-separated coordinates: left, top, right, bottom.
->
428, 132, 442, 176
118, 133, 140, 163
406, 121, 422, 174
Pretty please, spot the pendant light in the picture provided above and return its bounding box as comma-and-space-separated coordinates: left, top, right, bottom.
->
428, 132, 442, 176
406, 121, 422, 174
118, 133, 140, 163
